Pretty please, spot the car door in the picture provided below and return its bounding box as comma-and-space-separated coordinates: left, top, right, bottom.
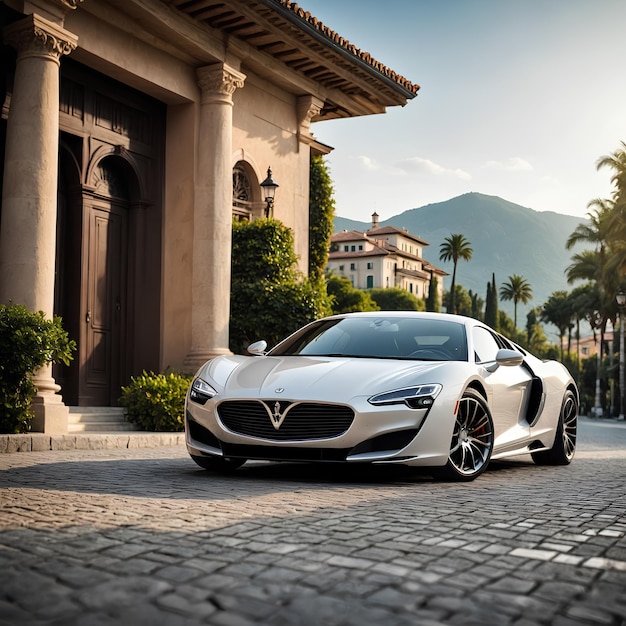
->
472, 327, 531, 450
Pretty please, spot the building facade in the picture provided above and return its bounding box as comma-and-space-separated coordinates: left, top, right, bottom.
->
328, 213, 446, 304
0, 0, 419, 431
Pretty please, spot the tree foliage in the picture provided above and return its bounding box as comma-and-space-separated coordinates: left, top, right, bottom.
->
230, 219, 331, 352
469, 290, 484, 320
445, 285, 473, 317
326, 274, 379, 314
524, 307, 549, 356
308, 155, 336, 285
368, 287, 425, 311
0, 304, 76, 433
540, 291, 572, 362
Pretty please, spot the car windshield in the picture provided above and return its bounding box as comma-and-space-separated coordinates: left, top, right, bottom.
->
269, 317, 468, 361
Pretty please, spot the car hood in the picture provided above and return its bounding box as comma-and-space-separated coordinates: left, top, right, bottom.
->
200, 355, 452, 402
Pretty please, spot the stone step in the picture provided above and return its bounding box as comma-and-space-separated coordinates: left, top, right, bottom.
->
68, 407, 136, 433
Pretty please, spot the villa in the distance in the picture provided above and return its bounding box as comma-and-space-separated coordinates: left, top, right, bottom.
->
328, 213, 447, 304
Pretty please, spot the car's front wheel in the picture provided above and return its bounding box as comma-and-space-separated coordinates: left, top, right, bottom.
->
436, 388, 494, 482
531, 389, 577, 466
191, 455, 246, 472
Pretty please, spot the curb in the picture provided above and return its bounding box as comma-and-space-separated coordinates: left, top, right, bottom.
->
0, 432, 185, 454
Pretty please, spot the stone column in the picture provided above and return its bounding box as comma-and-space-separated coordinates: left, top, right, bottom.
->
0, 14, 77, 433
184, 63, 245, 372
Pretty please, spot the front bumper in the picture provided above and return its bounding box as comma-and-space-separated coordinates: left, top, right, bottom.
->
185, 393, 456, 467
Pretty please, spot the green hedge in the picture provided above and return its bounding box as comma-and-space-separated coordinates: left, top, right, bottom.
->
0, 303, 75, 433
119, 371, 192, 432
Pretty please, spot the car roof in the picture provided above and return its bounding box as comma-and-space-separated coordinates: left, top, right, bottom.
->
326, 311, 476, 325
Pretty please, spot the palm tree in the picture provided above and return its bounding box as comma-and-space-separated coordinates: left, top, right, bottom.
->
595, 147, 626, 279
540, 291, 573, 362
596, 141, 626, 198
566, 249, 615, 417
500, 274, 532, 329
568, 144, 626, 415
566, 199, 612, 251
569, 283, 598, 383
439, 234, 472, 314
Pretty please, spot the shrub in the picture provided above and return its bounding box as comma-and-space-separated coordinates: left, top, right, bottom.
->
327, 274, 379, 314
0, 303, 76, 434
230, 218, 331, 352
368, 287, 425, 311
119, 371, 192, 432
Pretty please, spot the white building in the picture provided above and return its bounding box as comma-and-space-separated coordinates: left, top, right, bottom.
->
0, 0, 419, 431
328, 213, 446, 303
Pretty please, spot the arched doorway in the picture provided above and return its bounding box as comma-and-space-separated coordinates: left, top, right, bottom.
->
80, 157, 132, 406
55, 61, 165, 406
56, 153, 135, 406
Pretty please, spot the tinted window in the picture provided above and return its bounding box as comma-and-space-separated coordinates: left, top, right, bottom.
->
270, 317, 468, 361
473, 327, 500, 362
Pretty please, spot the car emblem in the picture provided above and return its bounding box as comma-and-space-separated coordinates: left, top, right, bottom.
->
269, 401, 288, 430
275, 388, 284, 393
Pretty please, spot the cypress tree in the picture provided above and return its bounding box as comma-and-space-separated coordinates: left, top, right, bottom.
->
485, 281, 493, 327
426, 275, 440, 312
491, 273, 499, 331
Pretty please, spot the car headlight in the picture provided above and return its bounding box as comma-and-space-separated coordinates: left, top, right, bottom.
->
189, 377, 217, 406
368, 384, 442, 409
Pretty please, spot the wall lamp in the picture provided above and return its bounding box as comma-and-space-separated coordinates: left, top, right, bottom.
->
260, 167, 279, 218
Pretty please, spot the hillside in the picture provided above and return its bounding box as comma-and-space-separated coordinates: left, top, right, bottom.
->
334, 192, 587, 321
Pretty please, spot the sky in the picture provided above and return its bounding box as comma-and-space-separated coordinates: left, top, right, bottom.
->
304, 0, 626, 222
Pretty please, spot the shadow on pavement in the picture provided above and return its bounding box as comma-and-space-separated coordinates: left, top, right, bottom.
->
0, 451, 545, 500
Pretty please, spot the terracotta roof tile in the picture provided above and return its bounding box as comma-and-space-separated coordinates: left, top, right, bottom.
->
279, 1, 420, 95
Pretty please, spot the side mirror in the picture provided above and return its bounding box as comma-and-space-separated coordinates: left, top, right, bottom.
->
247, 340, 267, 356
496, 349, 524, 367
481, 348, 524, 372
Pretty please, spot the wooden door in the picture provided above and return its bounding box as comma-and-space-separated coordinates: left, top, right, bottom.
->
80, 201, 128, 405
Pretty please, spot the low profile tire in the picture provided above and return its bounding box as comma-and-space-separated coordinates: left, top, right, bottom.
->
531, 390, 577, 466
436, 388, 494, 482
191, 455, 246, 472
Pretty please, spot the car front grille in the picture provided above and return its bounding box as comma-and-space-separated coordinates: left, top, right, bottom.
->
217, 400, 354, 441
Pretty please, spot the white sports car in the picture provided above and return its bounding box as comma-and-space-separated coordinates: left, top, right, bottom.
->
185, 312, 578, 481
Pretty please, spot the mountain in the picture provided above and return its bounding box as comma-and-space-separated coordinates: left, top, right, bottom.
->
333, 192, 587, 321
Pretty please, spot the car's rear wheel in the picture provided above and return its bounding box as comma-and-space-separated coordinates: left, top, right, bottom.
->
531, 390, 577, 466
436, 388, 494, 482
191, 455, 246, 472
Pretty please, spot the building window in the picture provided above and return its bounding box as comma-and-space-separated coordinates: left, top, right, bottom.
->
232, 162, 254, 219
409, 283, 413, 293
367, 262, 373, 269
339, 265, 344, 271
351, 245, 356, 252
359, 245, 364, 251
366, 275, 374, 288
344, 245, 349, 252
350, 263, 356, 270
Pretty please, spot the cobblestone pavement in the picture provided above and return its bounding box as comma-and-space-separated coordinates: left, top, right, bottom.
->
1, 417, 625, 626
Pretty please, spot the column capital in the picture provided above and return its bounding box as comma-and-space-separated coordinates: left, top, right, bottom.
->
3, 13, 78, 61
197, 63, 246, 105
